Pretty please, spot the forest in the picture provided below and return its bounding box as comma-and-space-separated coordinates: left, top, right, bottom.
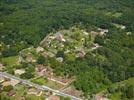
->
0, 0, 134, 99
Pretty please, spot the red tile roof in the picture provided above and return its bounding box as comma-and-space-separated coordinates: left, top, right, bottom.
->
7, 90, 15, 96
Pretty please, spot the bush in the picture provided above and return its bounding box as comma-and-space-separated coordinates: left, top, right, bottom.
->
37, 56, 45, 64
20, 72, 34, 79
3, 85, 13, 92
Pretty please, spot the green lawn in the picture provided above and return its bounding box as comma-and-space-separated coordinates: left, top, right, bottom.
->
31, 76, 64, 89
2, 56, 19, 66
15, 85, 27, 96
110, 92, 121, 100
0, 91, 16, 100
31, 77, 47, 85
25, 94, 45, 100
45, 79, 64, 89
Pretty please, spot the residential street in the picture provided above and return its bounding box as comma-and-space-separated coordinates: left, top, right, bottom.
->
0, 72, 81, 100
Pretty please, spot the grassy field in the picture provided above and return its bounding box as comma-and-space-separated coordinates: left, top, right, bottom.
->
110, 92, 121, 100
2, 56, 19, 66
31, 77, 47, 85
15, 85, 27, 96
32, 76, 64, 89
45, 79, 64, 90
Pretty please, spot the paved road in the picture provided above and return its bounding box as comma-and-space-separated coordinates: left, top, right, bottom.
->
0, 72, 82, 100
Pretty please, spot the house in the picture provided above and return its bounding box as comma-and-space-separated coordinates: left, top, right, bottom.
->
48, 36, 56, 40
36, 46, 44, 53
95, 94, 109, 100
121, 25, 126, 30
55, 32, 66, 42
36, 64, 46, 72
15, 69, 25, 75
36, 64, 47, 75
28, 88, 42, 96
46, 95, 60, 100
91, 43, 101, 50
10, 79, 20, 86
26, 53, 36, 62
2, 78, 20, 86
42, 51, 55, 58
7, 90, 16, 96
62, 86, 82, 97
98, 28, 108, 35
2, 81, 11, 86
0, 77, 5, 83
56, 57, 63, 62
76, 51, 85, 58
83, 31, 89, 35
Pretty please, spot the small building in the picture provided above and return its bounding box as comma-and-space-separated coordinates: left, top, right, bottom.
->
10, 79, 20, 86
62, 86, 82, 98
2, 81, 11, 87
98, 28, 108, 35
121, 25, 126, 30
7, 90, 16, 96
2, 78, 20, 86
95, 93, 109, 100
56, 57, 63, 62
46, 95, 60, 100
26, 53, 36, 62
28, 88, 42, 96
36, 46, 44, 53
0, 77, 5, 83
36, 64, 46, 72
83, 31, 89, 35
91, 43, 101, 50
42, 51, 55, 58
49, 36, 56, 40
36, 64, 47, 75
76, 51, 85, 58
15, 69, 25, 75
55, 32, 66, 42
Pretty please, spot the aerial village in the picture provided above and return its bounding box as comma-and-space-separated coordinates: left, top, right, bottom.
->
1, 25, 127, 100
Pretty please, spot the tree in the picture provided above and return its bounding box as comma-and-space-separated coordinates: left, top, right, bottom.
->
20, 72, 34, 79
37, 56, 45, 64
125, 85, 134, 99
74, 67, 110, 96
6, 66, 14, 75
3, 85, 13, 92
26, 64, 35, 72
